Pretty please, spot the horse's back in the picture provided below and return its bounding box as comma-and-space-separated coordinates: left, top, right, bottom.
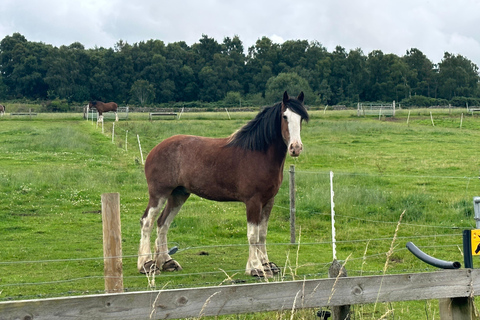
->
146, 135, 227, 173
89, 101, 118, 111
104, 102, 118, 111
145, 135, 239, 196
144, 134, 283, 203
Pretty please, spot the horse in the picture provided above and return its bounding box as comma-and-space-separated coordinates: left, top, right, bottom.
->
0, 104, 5, 116
138, 91, 309, 277
88, 101, 118, 122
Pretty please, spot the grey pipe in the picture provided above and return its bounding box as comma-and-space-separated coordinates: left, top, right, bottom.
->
406, 242, 461, 269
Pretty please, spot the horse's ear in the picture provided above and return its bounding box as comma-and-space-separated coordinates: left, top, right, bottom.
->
283, 91, 289, 103
297, 92, 304, 103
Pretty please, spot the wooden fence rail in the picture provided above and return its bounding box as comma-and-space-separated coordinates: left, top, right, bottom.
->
0, 269, 478, 320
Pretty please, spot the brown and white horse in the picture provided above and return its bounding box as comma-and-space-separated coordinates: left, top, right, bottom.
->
0, 104, 5, 116
88, 101, 118, 122
138, 91, 309, 277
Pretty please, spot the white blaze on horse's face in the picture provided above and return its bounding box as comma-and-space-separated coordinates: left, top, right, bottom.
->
283, 108, 303, 157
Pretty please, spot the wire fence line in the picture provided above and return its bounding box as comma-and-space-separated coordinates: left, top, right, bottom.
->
0, 208, 466, 298
0, 232, 462, 268
0, 244, 461, 301
294, 170, 478, 180
0, 202, 465, 268
1, 197, 465, 292
274, 205, 472, 229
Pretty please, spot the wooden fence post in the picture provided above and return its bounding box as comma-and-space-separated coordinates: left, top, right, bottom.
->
289, 165, 296, 244
101, 193, 124, 293
439, 297, 475, 320
328, 259, 350, 320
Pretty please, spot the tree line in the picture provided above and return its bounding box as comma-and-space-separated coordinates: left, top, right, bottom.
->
1, 32, 479, 109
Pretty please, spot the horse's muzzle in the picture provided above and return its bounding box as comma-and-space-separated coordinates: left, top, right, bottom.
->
289, 142, 303, 157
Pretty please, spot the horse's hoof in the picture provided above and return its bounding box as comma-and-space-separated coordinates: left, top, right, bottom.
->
140, 260, 160, 275
249, 262, 280, 278
250, 268, 273, 278
162, 259, 183, 272
264, 262, 280, 275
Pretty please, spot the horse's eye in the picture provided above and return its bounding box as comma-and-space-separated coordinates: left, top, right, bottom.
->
283, 115, 288, 120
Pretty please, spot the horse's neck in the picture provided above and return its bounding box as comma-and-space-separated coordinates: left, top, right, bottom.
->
266, 139, 288, 166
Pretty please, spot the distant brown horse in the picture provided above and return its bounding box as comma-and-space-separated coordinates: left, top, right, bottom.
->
88, 101, 118, 121
138, 91, 309, 277
0, 104, 4, 116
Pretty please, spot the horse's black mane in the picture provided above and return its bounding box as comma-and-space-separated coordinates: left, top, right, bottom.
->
227, 95, 309, 152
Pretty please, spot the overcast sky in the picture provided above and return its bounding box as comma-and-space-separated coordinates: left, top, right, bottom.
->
1, 0, 480, 67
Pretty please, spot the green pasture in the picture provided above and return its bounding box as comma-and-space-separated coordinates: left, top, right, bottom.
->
1, 109, 480, 319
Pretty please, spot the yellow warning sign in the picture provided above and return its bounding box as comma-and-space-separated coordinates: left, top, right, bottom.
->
472, 229, 480, 256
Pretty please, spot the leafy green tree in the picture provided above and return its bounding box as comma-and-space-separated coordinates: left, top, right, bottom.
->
403, 48, 436, 97
192, 34, 222, 68
312, 56, 332, 101
278, 40, 309, 71
88, 48, 115, 101
109, 42, 135, 102
131, 39, 166, 74
159, 79, 175, 102
218, 36, 245, 94
301, 41, 329, 99
0, 33, 50, 99
246, 37, 279, 94
177, 65, 197, 101
437, 52, 479, 99
264, 72, 314, 104
317, 79, 333, 105
223, 91, 242, 107
198, 66, 222, 102
365, 50, 403, 101
44, 42, 91, 102
140, 53, 169, 102
3, 32, 480, 108
165, 41, 197, 101
390, 58, 414, 101
328, 46, 349, 104
130, 79, 155, 105
0, 75, 8, 99
345, 48, 367, 103
0, 33, 29, 97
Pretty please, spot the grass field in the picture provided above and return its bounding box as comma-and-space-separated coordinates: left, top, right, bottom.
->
1, 109, 480, 319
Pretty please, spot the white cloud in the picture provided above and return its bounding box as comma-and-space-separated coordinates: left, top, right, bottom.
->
270, 34, 285, 45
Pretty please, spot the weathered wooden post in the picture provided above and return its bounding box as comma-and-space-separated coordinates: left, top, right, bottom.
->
328, 260, 350, 320
289, 165, 296, 244
439, 297, 475, 320
101, 193, 124, 293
